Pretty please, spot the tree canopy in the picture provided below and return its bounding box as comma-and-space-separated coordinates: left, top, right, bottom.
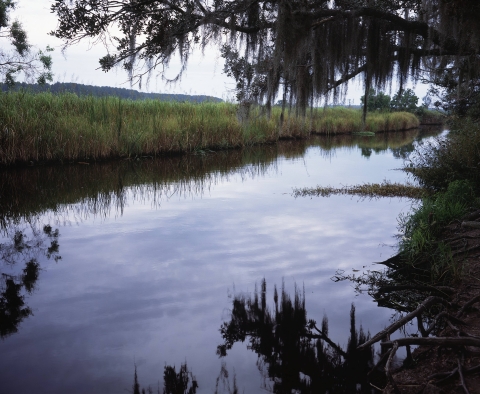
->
51, 0, 480, 111
0, 0, 53, 85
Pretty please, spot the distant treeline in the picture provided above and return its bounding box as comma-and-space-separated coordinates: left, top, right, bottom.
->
1, 82, 223, 103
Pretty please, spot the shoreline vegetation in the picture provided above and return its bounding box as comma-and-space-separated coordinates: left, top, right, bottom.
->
0, 91, 423, 166
297, 118, 480, 392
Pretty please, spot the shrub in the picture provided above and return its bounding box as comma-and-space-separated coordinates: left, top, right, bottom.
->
407, 118, 480, 193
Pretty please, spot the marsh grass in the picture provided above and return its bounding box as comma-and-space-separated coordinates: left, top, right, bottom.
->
309, 107, 419, 134
397, 180, 477, 283
293, 180, 425, 199
0, 91, 419, 165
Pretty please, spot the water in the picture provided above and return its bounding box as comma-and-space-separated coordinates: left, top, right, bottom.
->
0, 128, 443, 394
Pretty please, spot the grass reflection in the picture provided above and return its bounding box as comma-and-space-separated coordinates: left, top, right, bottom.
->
0, 128, 443, 229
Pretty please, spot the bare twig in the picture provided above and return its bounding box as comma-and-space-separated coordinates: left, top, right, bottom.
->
377, 285, 455, 295
368, 348, 392, 376
434, 367, 458, 384
458, 357, 470, 394
308, 324, 348, 358
417, 314, 427, 337
385, 341, 401, 394
425, 311, 449, 336
457, 295, 480, 318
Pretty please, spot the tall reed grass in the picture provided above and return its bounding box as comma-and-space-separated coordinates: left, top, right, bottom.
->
0, 91, 419, 165
308, 107, 419, 134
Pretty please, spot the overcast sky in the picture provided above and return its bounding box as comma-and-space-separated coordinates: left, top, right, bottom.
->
11, 1, 428, 103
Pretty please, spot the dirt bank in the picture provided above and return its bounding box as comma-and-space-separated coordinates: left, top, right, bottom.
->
384, 210, 480, 393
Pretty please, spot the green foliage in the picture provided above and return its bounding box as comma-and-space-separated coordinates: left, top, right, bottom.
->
398, 180, 475, 283
360, 89, 391, 112
0, 0, 14, 29
0, 0, 53, 85
407, 118, 480, 193
9, 20, 28, 55
390, 89, 419, 113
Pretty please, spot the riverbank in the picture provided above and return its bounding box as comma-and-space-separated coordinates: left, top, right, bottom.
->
0, 91, 419, 166
372, 119, 480, 393
384, 212, 480, 393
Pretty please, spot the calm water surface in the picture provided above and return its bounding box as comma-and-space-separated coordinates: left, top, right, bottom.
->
0, 129, 444, 394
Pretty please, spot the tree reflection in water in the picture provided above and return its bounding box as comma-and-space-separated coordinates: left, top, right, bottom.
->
0, 224, 61, 338
133, 363, 198, 394
217, 279, 375, 393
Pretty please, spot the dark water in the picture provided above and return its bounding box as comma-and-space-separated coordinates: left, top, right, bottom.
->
0, 128, 444, 394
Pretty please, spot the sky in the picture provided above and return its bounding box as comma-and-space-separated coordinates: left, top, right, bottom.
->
11, 0, 429, 103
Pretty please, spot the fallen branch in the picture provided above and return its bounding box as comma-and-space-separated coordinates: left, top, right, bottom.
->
429, 363, 480, 381
381, 336, 480, 348
461, 221, 480, 229
452, 244, 480, 257
358, 296, 449, 350
444, 234, 479, 243
463, 209, 480, 221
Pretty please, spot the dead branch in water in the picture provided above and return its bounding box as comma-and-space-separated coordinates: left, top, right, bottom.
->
358, 296, 450, 350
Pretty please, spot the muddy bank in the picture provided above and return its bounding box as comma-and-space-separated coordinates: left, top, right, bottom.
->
382, 210, 480, 393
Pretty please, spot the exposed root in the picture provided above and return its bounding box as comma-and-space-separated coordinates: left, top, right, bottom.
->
457, 295, 480, 319
358, 296, 450, 350
361, 289, 480, 393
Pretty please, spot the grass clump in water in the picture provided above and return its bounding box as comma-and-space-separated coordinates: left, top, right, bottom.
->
293, 180, 425, 199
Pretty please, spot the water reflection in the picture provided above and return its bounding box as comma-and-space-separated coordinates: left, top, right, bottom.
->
0, 128, 444, 393
133, 363, 198, 394
217, 279, 375, 393
0, 224, 61, 338
0, 128, 440, 225
315, 127, 438, 159
132, 280, 381, 394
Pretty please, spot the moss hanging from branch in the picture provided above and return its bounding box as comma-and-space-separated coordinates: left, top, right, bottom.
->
51, 1, 480, 114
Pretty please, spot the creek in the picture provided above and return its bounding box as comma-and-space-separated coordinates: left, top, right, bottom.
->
0, 127, 444, 394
